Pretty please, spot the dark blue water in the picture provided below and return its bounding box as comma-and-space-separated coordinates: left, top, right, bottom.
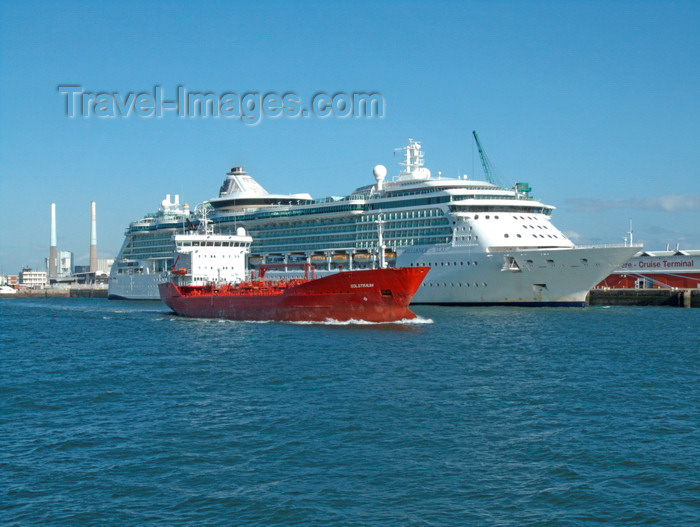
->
2, 299, 698, 526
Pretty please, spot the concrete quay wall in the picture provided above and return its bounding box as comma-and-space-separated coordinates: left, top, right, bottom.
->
587, 288, 699, 308
0, 288, 108, 299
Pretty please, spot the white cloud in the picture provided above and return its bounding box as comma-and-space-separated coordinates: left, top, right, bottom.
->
566, 194, 700, 213
563, 230, 583, 242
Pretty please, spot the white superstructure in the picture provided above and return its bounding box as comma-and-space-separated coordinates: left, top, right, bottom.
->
109, 139, 640, 305
169, 208, 252, 285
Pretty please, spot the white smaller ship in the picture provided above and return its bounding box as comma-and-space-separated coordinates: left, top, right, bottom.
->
108, 195, 193, 300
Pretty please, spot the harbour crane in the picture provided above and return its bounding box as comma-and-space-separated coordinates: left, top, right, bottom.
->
472, 130, 496, 185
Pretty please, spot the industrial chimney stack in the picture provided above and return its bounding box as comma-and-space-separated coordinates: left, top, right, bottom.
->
89, 201, 98, 273
49, 203, 58, 279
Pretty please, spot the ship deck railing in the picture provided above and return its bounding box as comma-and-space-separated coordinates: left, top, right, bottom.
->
573, 243, 643, 250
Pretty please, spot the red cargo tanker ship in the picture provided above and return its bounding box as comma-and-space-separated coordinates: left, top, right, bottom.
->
159, 265, 429, 322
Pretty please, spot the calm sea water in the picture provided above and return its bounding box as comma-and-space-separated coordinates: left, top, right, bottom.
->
1, 299, 698, 526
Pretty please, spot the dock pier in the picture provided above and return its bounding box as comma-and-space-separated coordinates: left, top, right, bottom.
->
587, 288, 699, 308
0, 287, 108, 299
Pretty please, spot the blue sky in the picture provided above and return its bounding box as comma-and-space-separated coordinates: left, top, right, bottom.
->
1, 0, 699, 274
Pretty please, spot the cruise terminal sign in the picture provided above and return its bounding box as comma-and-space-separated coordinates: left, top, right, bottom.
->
618, 256, 697, 271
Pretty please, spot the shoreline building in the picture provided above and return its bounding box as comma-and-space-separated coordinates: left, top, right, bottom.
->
58, 251, 74, 277
597, 249, 700, 289
20, 268, 47, 288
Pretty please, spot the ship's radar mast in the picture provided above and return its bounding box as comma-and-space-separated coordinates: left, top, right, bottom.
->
194, 203, 215, 235
396, 139, 431, 180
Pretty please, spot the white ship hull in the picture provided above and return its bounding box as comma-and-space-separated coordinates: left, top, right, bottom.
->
108, 270, 169, 300
401, 244, 638, 305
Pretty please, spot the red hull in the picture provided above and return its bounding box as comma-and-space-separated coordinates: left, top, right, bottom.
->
597, 272, 700, 289
159, 267, 429, 322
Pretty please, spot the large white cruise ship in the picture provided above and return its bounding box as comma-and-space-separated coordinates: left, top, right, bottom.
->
109, 139, 640, 305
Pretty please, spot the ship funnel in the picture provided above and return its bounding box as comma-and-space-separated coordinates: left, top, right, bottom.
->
90, 201, 98, 273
